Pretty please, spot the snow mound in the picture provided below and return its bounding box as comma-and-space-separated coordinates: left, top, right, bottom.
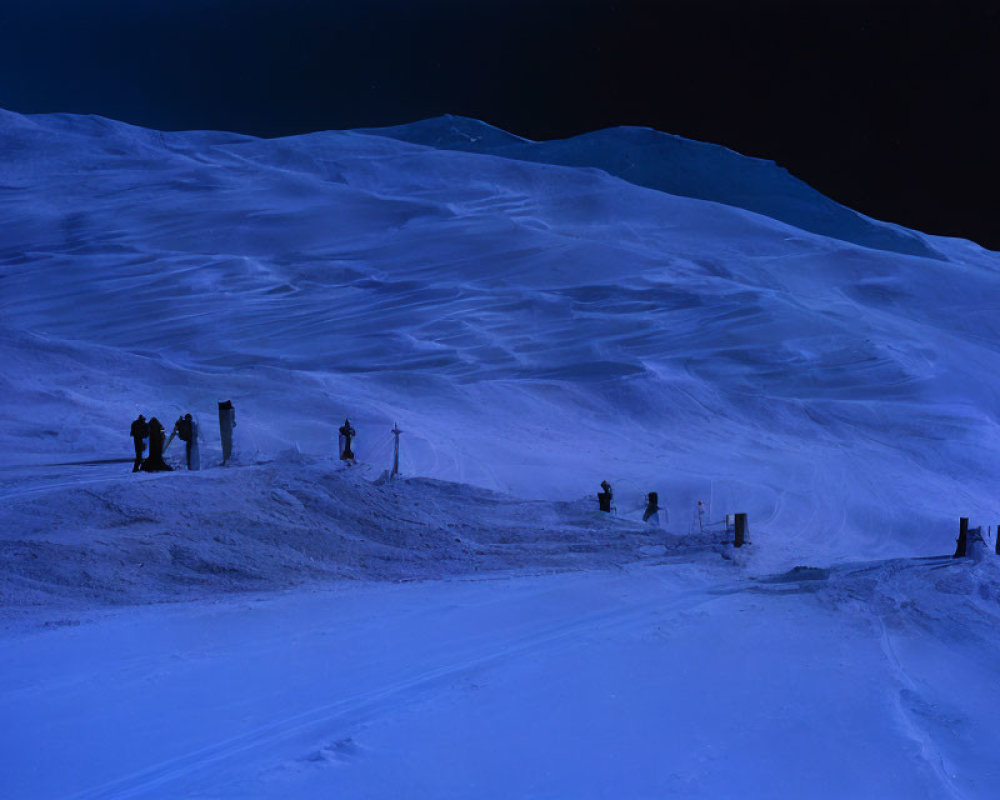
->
0, 462, 702, 622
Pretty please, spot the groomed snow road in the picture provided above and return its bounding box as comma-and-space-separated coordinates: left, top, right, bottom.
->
4, 552, 1000, 799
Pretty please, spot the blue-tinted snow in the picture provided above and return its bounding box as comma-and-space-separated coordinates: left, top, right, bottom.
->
1, 107, 999, 798
359, 114, 944, 259
1, 107, 997, 560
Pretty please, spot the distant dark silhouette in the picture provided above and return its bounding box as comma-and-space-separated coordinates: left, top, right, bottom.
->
218, 401, 236, 465
643, 491, 660, 523
175, 414, 194, 469
391, 421, 403, 478
598, 480, 613, 513
130, 414, 149, 472
339, 418, 356, 462
140, 417, 173, 472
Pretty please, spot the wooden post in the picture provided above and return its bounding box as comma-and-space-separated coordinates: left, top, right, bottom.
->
734, 513, 747, 548
390, 422, 402, 478
996, 523, 1000, 556
643, 492, 659, 522
954, 517, 968, 558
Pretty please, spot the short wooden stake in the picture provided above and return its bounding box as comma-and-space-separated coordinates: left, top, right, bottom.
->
954, 517, 968, 558
643, 492, 659, 522
734, 512, 748, 548
996, 523, 1000, 556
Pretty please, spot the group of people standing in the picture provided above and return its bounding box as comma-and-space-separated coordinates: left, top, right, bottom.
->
130, 413, 196, 472
127, 403, 371, 474
130, 400, 236, 473
597, 480, 661, 525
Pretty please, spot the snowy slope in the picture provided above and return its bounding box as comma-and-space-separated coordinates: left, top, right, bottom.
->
359, 114, 943, 259
2, 107, 998, 562
3, 107, 1000, 799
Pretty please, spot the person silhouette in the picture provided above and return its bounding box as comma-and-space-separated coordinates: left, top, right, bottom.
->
176, 414, 194, 470
141, 417, 172, 472
643, 492, 660, 523
598, 480, 613, 513
338, 418, 356, 463
130, 414, 149, 472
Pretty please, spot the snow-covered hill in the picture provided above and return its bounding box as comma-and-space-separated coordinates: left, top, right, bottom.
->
2, 107, 998, 563
3, 108, 1000, 799
359, 114, 943, 259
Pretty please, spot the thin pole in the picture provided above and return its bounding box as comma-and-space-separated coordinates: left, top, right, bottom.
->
391, 422, 402, 478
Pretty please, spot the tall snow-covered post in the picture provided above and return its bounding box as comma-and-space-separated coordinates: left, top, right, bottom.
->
391, 422, 403, 479
954, 517, 969, 558
218, 400, 236, 466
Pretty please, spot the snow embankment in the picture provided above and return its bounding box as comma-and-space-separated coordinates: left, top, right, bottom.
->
0, 460, 710, 625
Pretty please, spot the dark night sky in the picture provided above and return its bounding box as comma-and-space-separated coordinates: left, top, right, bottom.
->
1, 0, 997, 249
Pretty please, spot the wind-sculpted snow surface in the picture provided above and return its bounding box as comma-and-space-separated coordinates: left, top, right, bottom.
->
1, 107, 999, 563
360, 115, 943, 259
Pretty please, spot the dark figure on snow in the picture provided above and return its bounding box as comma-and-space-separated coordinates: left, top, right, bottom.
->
643, 491, 660, 523
130, 414, 149, 472
598, 480, 613, 513
218, 400, 236, 466
339, 418, 356, 463
140, 417, 173, 472
174, 414, 195, 470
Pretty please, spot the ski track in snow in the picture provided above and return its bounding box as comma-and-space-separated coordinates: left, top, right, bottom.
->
877, 617, 962, 800
67, 582, 735, 800
7, 558, 998, 799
